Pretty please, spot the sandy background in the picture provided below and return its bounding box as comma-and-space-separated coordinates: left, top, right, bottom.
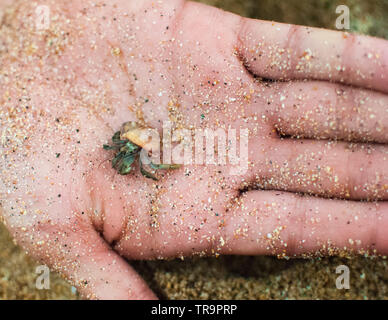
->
0, 0, 387, 300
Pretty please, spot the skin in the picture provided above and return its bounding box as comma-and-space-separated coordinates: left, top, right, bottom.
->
0, 0, 387, 300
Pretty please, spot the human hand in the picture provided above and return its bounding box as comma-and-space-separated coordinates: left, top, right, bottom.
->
0, 0, 387, 299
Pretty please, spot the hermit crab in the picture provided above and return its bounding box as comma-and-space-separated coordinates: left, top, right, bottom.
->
103, 122, 180, 180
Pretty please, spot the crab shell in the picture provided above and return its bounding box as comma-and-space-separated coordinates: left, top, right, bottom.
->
120, 121, 159, 151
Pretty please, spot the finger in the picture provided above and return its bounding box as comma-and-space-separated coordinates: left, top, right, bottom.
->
237, 19, 388, 93
249, 139, 388, 200
57, 227, 158, 300
267, 81, 388, 143
222, 190, 388, 257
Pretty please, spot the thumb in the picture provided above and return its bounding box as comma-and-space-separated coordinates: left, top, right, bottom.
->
60, 228, 157, 300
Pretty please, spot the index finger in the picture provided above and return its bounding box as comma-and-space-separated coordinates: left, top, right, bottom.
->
237, 19, 388, 93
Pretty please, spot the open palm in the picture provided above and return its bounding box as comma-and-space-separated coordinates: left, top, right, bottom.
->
1, 0, 387, 299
